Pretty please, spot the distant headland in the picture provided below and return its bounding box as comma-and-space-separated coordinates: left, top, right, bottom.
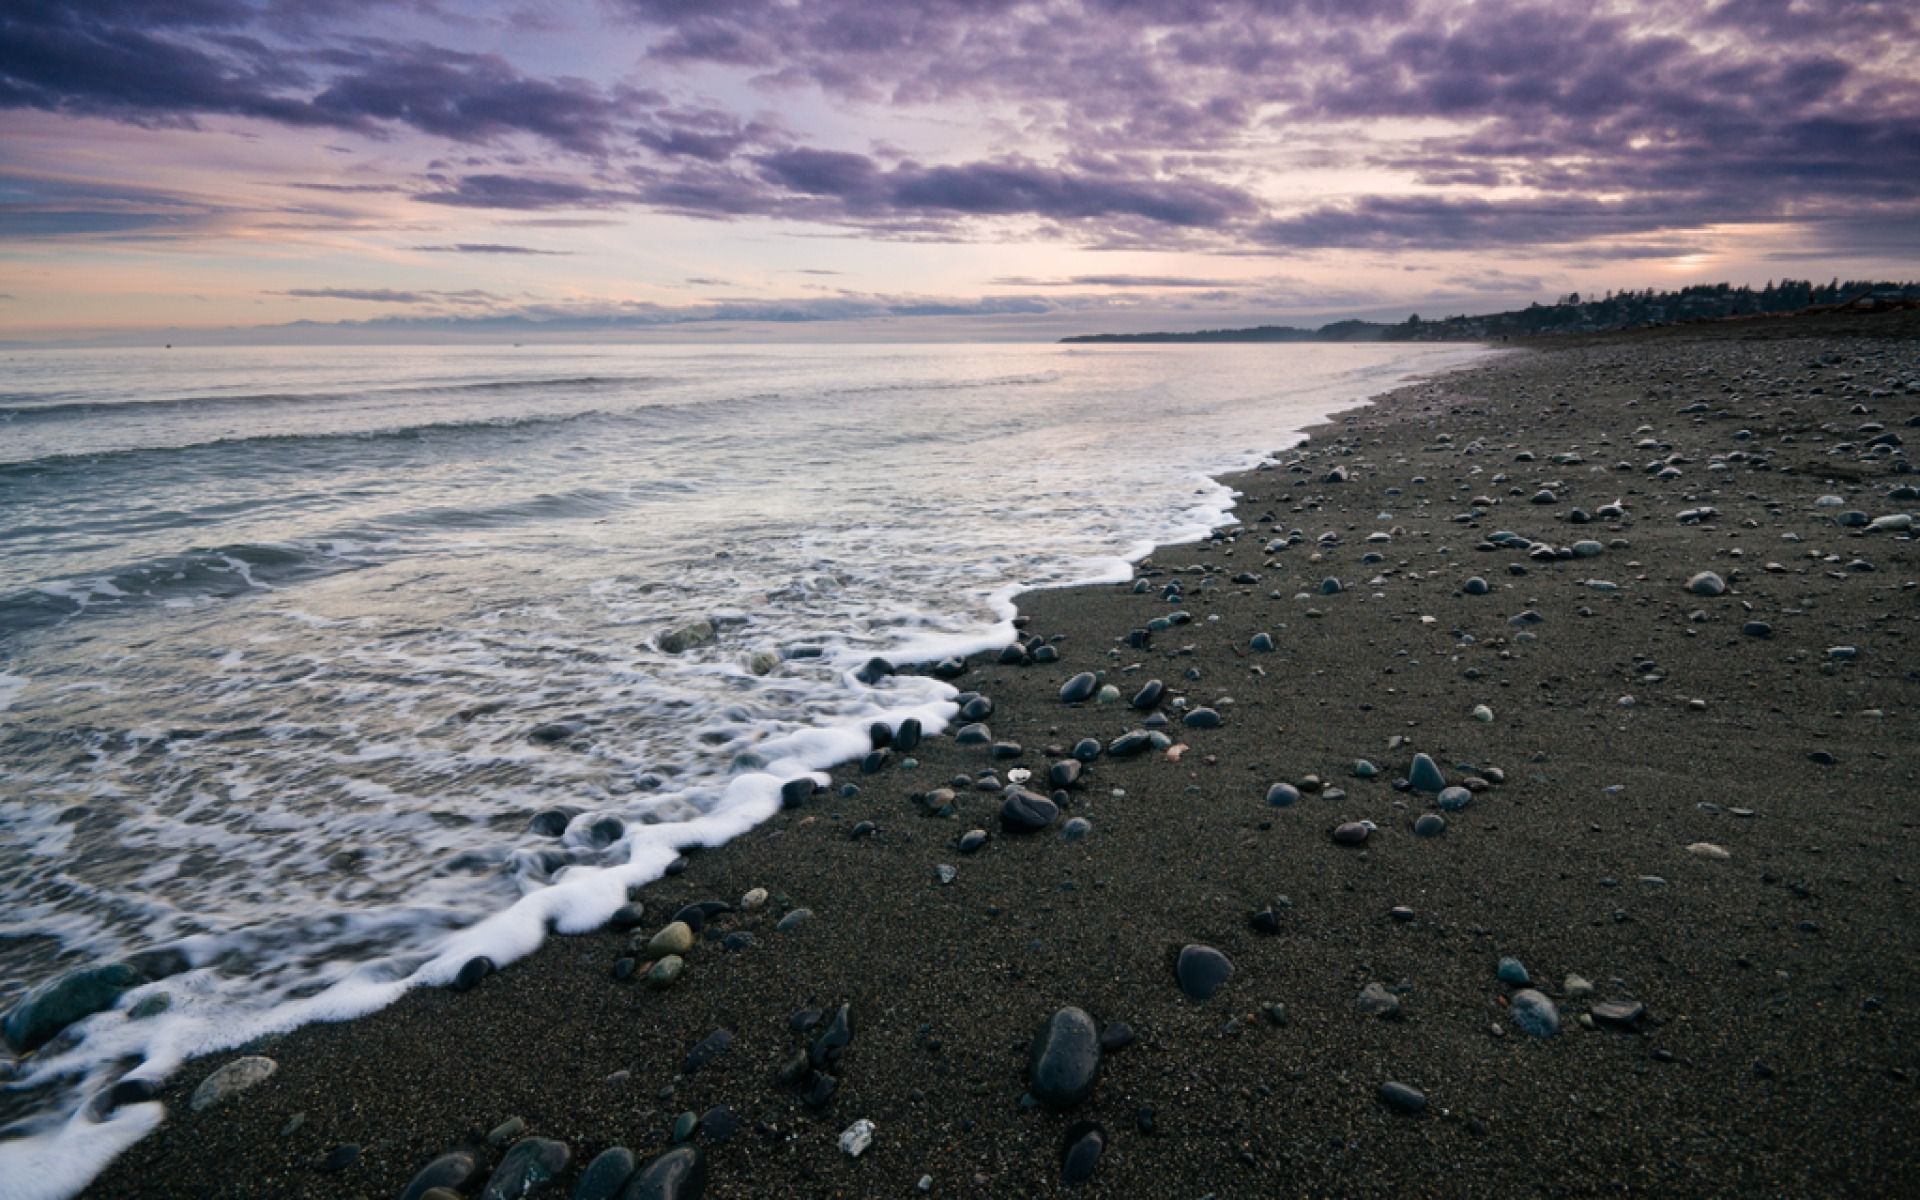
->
1061, 279, 1920, 343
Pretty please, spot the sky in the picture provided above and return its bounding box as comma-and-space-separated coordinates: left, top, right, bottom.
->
1, 0, 1916, 342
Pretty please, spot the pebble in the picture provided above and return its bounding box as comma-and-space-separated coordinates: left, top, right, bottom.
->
1061, 817, 1092, 842
1509, 988, 1561, 1037
1331, 821, 1370, 846
625, 1146, 705, 1200
1029, 1007, 1101, 1108
1130, 679, 1165, 709
1437, 786, 1473, 811
684, 1029, 733, 1073
646, 956, 684, 989
399, 1151, 478, 1200
1686, 842, 1731, 860
1355, 982, 1401, 1018
1265, 782, 1300, 807
1463, 576, 1490, 595
1686, 571, 1728, 596
1592, 999, 1646, 1027
189, 1056, 277, 1112
1182, 707, 1223, 728
839, 1118, 875, 1158
1496, 956, 1530, 986
1409, 753, 1447, 793
569, 1147, 635, 1200
647, 922, 695, 958
1000, 789, 1059, 833
740, 887, 768, 911
480, 1138, 570, 1200
1175, 944, 1233, 1000
1059, 672, 1098, 704
1379, 1081, 1427, 1114
1412, 812, 1447, 837
775, 908, 813, 932
1060, 1121, 1106, 1186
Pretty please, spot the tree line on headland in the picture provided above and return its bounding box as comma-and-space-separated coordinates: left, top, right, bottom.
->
1059, 279, 1920, 343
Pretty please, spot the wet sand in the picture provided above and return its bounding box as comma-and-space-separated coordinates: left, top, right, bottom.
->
85, 312, 1920, 1198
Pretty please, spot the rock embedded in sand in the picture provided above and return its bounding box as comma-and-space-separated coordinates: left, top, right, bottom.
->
647, 922, 695, 958
1000, 789, 1059, 833
398, 1151, 479, 1200
740, 887, 767, 910
1265, 782, 1301, 807
1029, 1007, 1101, 1108
1592, 999, 1646, 1028
1331, 821, 1371, 846
1060, 1121, 1107, 1186
1130, 679, 1164, 710
1686, 571, 1728, 596
1408, 753, 1446, 793
1510, 989, 1561, 1037
570, 1147, 636, 1200
1182, 707, 1223, 728
1174, 944, 1234, 1000
1438, 786, 1473, 812
775, 908, 813, 932
1496, 956, 1530, 985
646, 956, 685, 989
838, 1118, 875, 1158
1355, 982, 1401, 1018
624, 1145, 706, 1200
480, 1137, 570, 1200
189, 1055, 277, 1112
1412, 813, 1447, 837
1059, 672, 1098, 704
1379, 1081, 1428, 1114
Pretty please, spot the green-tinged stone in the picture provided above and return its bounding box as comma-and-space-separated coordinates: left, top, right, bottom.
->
646, 955, 685, 989
3, 963, 146, 1053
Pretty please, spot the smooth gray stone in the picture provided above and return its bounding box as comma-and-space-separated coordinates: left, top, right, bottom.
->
1060, 1121, 1106, 1186
190, 1056, 277, 1112
572, 1148, 636, 1200
1048, 759, 1082, 789
620, 1146, 705, 1200
1510, 989, 1561, 1037
1107, 731, 1153, 757
1686, 571, 1727, 596
1412, 812, 1446, 837
1592, 999, 1646, 1027
1174, 944, 1233, 1000
955, 723, 991, 745
1331, 821, 1370, 846
1409, 753, 1447, 793
1130, 679, 1164, 710
401, 1151, 478, 1200
1061, 817, 1092, 842
1059, 672, 1098, 704
481, 1137, 570, 1200
1029, 1007, 1100, 1108
1379, 1081, 1427, 1114
1265, 782, 1300, 807
1437, 786, 1473, 811
1182, 707, 1222, 729
1000, 790, 1059, 833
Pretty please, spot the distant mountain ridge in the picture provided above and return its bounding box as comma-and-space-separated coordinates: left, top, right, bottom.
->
1060, 280, 1920, 343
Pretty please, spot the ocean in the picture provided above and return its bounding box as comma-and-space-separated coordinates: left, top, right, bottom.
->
0, 340, 1489, 1193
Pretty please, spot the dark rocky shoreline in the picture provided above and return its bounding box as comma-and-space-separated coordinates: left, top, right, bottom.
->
68, 312, 1920, 1198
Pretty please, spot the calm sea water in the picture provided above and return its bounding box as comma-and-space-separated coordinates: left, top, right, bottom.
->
0, 340, 1489, 1193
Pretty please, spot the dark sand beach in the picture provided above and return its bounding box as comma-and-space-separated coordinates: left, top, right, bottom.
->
85, 314, 1920, 1198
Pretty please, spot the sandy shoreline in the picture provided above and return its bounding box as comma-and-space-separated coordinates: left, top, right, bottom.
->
66, 312, 1920, 1197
